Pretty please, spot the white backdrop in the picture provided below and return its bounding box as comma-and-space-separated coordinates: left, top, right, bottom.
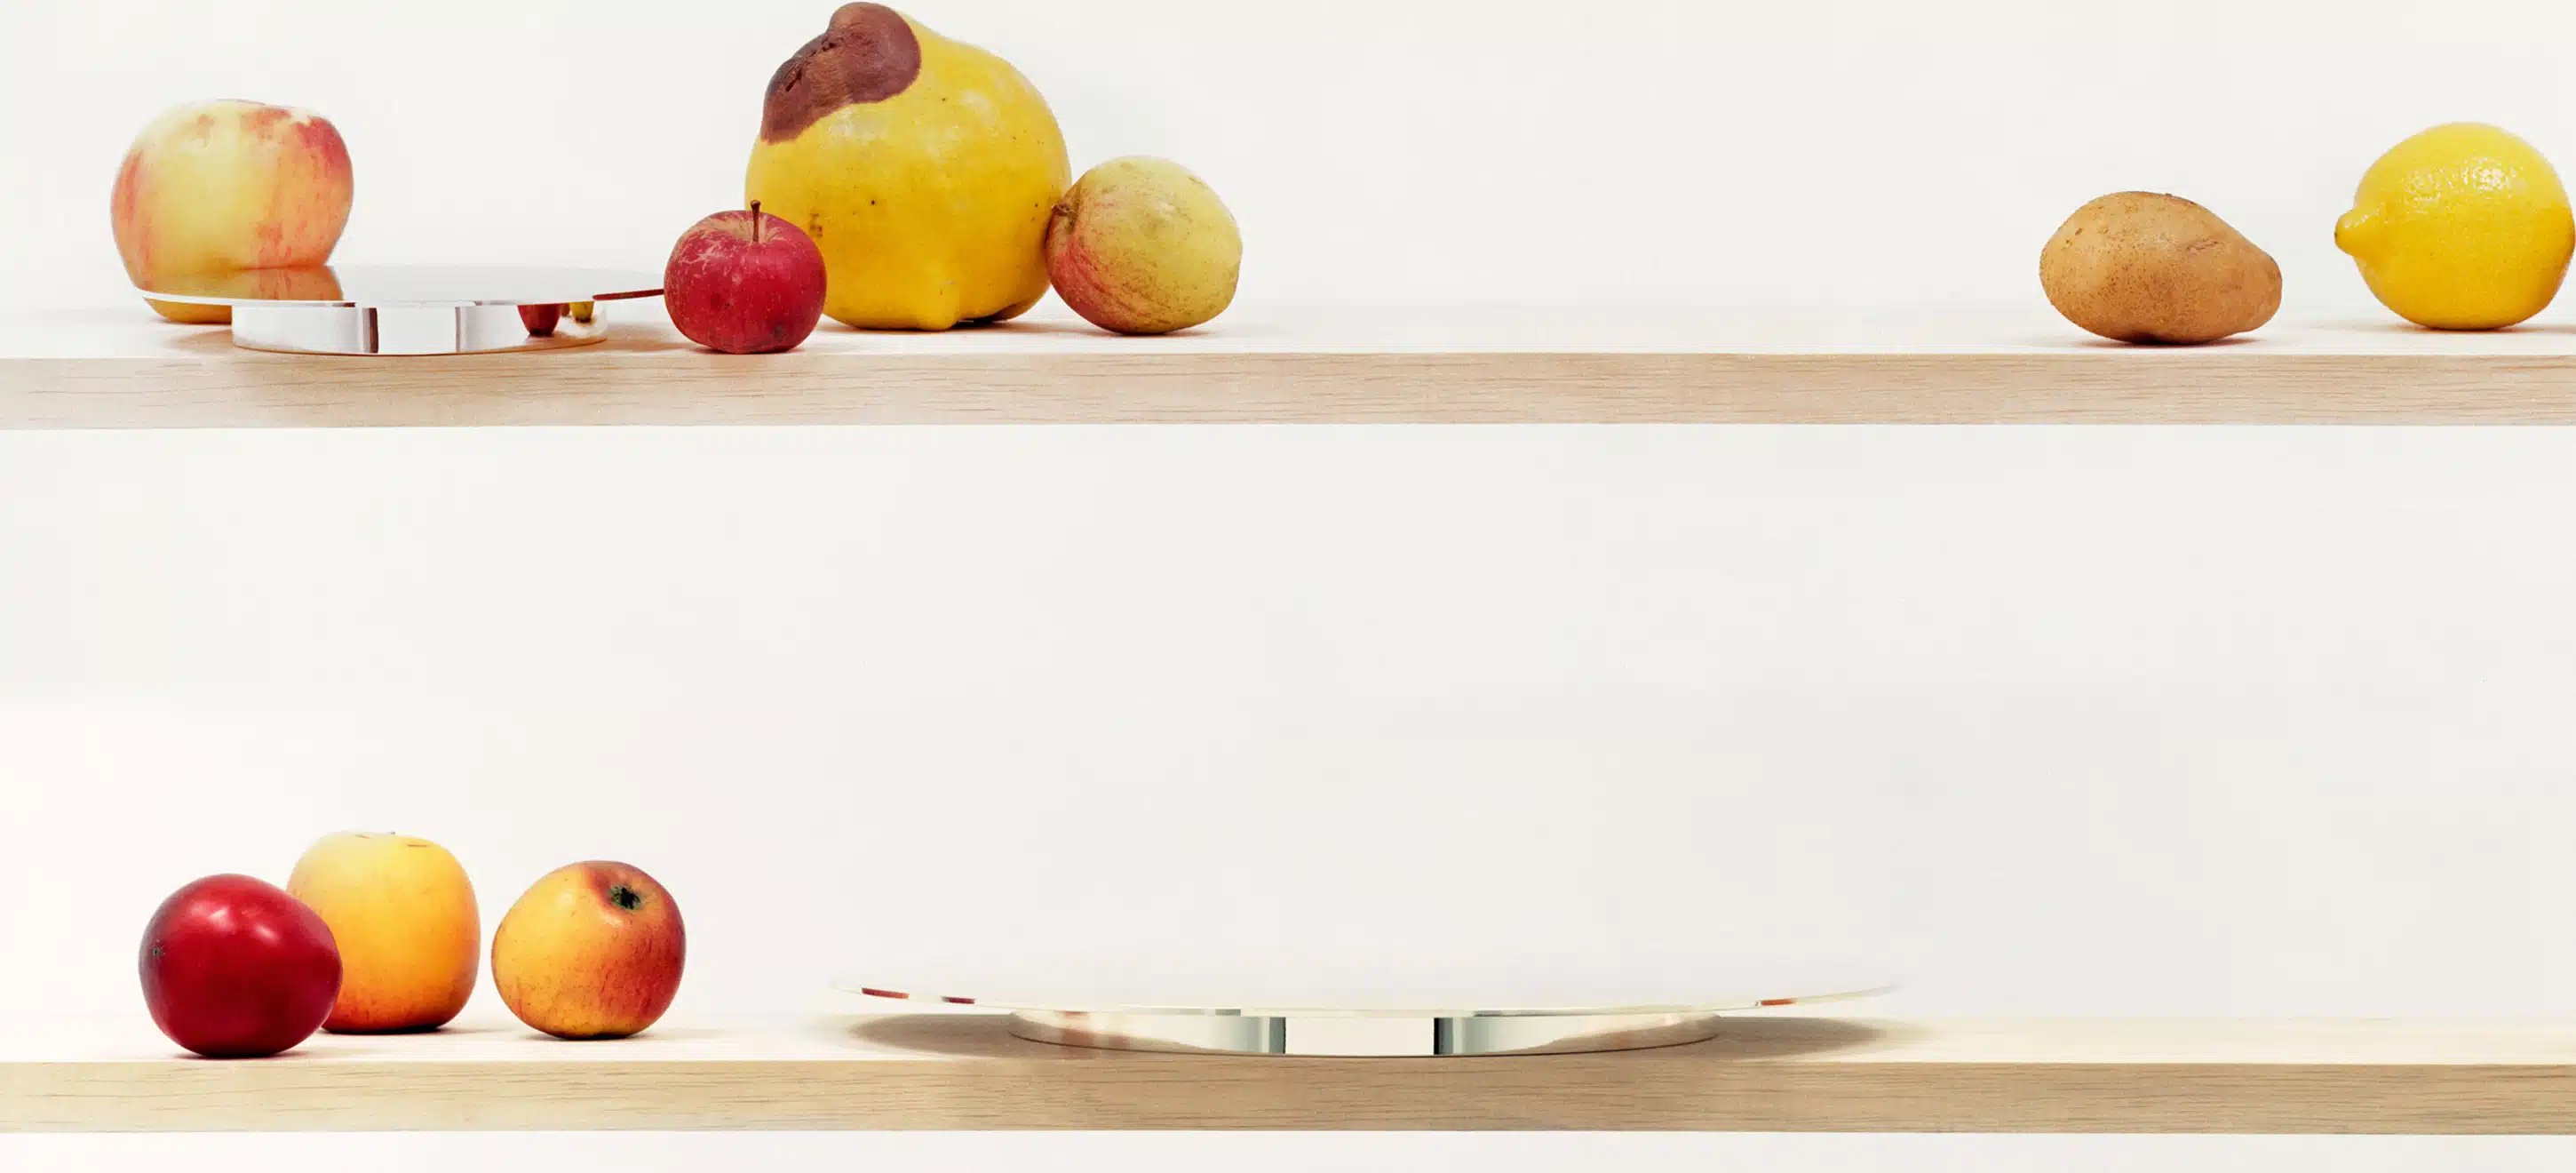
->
12, 1, 2576, 1169
17, 0, 2576, 315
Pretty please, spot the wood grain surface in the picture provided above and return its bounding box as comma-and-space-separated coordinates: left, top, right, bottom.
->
11, 1013, 2576, 1132
14, 306, 2576, 426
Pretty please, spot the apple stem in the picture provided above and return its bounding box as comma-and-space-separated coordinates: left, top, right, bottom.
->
749, 200, 764, 244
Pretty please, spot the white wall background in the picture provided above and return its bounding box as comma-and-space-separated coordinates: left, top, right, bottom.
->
13, 0, 2576, 1169
16, 0, 2576, 315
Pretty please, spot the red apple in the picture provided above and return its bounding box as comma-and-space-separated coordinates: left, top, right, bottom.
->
664, 202, 826, 354
520, 303, 563, 337
139, 874, 342, 1058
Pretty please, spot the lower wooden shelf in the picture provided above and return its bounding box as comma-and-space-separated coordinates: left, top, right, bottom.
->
8, 1013, 2576, 1133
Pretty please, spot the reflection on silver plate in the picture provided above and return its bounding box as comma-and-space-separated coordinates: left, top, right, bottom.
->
136, 265, 664, 355
838, 962, 1894, 1057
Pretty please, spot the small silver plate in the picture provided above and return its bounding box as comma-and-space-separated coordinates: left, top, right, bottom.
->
136, 265, 664, 355
842, 962, 1894, 1057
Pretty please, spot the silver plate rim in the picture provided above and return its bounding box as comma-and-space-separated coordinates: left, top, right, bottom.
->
839, 978, 1899, 1018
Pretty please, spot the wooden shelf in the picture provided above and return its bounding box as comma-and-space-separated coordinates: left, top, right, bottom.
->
14, 306, 2576, 427
10, 1013, 2576, 1132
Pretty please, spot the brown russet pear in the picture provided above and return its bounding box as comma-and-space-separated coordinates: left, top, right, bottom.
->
2040, 192, 2281, 344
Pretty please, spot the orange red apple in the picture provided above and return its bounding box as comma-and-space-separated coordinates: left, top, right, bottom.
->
286, 833, 479, 1033
491, 862, 684, 1039
109, 99, 354, 324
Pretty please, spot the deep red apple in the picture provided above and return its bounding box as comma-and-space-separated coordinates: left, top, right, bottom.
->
520, 303, 564, 337
664, 201, 826, 355
139, 874, 342, 1058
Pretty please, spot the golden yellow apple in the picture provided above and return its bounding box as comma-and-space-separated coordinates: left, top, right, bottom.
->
286, 832, 479, 1033
491, 862, 684, 1040
110, 100, 354, 324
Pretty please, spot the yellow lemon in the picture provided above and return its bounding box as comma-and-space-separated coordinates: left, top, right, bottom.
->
746, 4, 1069, 331
2335, 123, 2573, 330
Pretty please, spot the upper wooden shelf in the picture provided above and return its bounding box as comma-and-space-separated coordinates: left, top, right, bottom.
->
13, 305, 2576, 427
10, 1012, 2576, 1133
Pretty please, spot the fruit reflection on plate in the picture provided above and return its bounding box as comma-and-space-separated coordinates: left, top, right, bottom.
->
146, 266, 346, 304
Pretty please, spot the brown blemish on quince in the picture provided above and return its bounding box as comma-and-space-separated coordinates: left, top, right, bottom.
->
760, 3, 921, 143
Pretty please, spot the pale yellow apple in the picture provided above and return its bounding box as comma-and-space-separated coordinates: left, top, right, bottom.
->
1044, 156, 1240, 335
287, 832, 479, 1033
110, 100, 354, 324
